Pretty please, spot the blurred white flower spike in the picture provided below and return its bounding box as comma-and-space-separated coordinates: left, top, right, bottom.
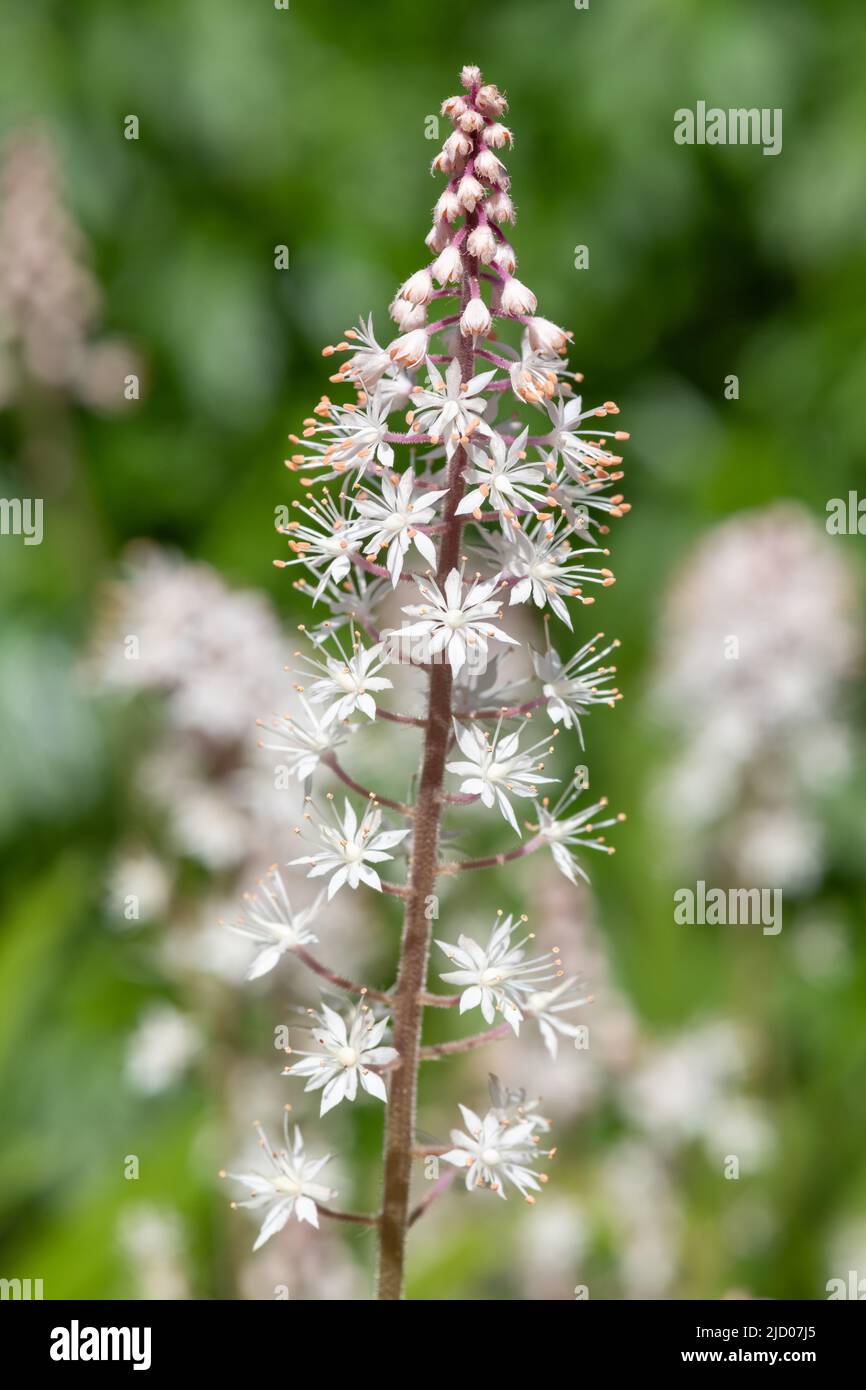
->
225, 65, 631, 1299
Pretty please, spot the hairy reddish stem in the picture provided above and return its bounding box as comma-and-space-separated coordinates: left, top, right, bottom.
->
293, 946, 393, 1005
419, 990, 460, 1008
454, 696, 546, 721
408, 1167, 458, 1226
318, 1204, 380, 1227
376, 242, 479, 1301
419, 1022, 511, 1059
376, 708, 426, 729
437, 833, 544, 875
322, 754, 414, 817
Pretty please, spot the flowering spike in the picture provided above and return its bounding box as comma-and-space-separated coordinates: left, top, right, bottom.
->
223, 66, 631, 1299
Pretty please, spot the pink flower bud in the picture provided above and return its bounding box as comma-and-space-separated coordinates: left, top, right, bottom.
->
425, 221, 451, 253
466, 224, 497, 263
460, 296, 491, 338
500, 277, 537, 316
399, 268, 434, 306
474, 148, 507, 187
458, 109, 485, 134
486, 190, 516, 225
457, 174, 485, 213
460, 65, 482, 89
484, 123, 513, 149
527, 316, 571, 354
388, 328, 429, 368
441, 95, 466, 120
431, 245, 463, 285
434, 190, 461, 224
493, 243, 517, 275
476, 84, 507, 118
390, 297, 427, 331
443, 130, 472, 162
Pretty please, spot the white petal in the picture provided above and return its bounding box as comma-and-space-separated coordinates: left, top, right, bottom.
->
361, 1068, 389, 1103
327, 866, 348, 899
252, 1198, 293, 1250
246, 945, 284, 980
459, 985, 483, 1014
294, 1195, 320, 1227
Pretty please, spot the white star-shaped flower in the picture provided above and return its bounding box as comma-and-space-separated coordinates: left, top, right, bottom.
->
331, 314, 415, 411
295, 632, 393, 724
437, 912, 560, 1033
393, 567, 518, 676
509, 333, 572, 404
442, 1103, 551, 1201
257, 696, 353, 780
445, 718, 558, 832
455, 427, 551, 522
276, 490, 362, 601
226, 869, 322, 980
290, 797, 410, 899
296, 388, 397, 481
522, 976, 592, 1059
353, 468, 448, 585
284, 1002, 398, 1115
552, 469, 630, 536
337, 314, 394, 389
533, 780, 624, 885
491, 516, 615, 628
409, 356, 497, 457
543, 394, 627, 474
224, 1115, 337, 1248
531, 632, 621, 746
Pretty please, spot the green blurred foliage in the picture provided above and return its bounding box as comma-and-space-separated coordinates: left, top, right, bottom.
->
0, 0, 865, 1300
